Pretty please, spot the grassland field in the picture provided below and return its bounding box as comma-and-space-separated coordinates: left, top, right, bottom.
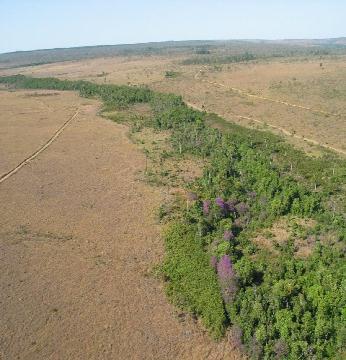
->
1, 42, 345, 156
0, 40, 345, 359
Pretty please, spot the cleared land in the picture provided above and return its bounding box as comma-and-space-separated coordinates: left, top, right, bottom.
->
0, 90, 241, 359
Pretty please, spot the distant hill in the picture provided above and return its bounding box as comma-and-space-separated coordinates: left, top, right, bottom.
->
0, 41, 220, 69
1, 38, 345, 69
273, 37, 346, 46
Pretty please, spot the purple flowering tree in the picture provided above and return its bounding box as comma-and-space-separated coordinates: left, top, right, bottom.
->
223, 230, 235, 241
215, 197, 229, 216
186, 192, 198, 201
226, 199, 238, 213
228, 326, 244, 351
235, 202, 249, 216
216, 255, 238, 303
202, 200, 211, 216
210, 255, 218, 270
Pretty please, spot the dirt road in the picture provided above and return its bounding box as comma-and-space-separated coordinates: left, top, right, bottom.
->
0, 90, 240, 359
191, 68, 346, 156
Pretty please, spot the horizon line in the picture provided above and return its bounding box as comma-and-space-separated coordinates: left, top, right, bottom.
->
1, 36, 345, 56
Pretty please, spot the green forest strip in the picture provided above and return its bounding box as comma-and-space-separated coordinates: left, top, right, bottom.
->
1, 75, 345, 359
180, 47, 346, 66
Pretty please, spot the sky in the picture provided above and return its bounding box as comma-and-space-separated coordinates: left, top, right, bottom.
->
1, 0, 345, 54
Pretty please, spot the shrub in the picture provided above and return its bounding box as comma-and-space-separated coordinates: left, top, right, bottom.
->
163, 223, 226, 338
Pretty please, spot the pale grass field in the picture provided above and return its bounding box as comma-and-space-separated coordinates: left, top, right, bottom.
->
1, 53, 344, 155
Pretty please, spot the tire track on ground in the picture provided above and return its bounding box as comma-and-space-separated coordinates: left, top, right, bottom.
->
192, 68, 346, 156
0, 107, 80, 184
194, 68, 343, 117
185, 101, 346, 156
0, 96, 242, 359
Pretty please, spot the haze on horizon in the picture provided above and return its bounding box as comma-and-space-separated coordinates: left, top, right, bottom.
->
1, 0, 345, 54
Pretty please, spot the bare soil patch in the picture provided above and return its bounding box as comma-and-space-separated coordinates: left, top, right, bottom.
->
252, 217, 317, 258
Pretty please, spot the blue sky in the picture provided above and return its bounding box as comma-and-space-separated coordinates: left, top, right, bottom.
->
1, 0, 345, 53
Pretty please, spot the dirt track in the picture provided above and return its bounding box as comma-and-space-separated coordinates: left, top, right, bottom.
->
0, 90, 240, 359
2, 54, 345, 155
190, 68, 346, 156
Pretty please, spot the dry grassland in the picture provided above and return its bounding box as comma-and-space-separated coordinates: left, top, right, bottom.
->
1, 54, 344, 155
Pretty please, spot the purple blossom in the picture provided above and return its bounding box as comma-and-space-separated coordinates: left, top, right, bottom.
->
226, 199, 237, 213
186, 191, 198, 201
217, 255, 235, 280
228, 326, 244, 351
235, 202, 249, 216
202, 200, 211, 216
223, 230, 235, 241
234, 218, 245, 229
215, 197, 228, 215
210, 255, 218, 270
217, 255, 238, 303
215, 197, 225, 208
